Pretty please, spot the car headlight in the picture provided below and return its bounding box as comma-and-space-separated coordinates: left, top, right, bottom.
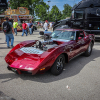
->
25, 64, 34, 70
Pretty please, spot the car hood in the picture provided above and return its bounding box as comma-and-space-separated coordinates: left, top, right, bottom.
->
5, 45, 58, 69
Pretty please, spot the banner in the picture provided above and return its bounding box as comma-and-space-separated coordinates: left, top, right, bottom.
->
0, 0, 7, 8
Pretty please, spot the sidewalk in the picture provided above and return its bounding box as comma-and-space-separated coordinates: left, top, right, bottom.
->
0, 31, 3, 33
0, 28, 53, 57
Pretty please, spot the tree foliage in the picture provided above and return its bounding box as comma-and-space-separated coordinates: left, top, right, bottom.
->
35, 2, 48, 21
9, 0, 45, 15
62, 4, 72, 19
49, 5, 62, 22
8, 0, 72, 21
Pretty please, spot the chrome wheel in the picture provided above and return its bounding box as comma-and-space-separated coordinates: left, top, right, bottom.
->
56, 57, 64, 71
88, 43, 91, 53
51, 54, 65, 75
84, 42, 92, 57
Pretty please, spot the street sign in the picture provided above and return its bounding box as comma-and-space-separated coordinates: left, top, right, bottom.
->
0, 0, 7, 8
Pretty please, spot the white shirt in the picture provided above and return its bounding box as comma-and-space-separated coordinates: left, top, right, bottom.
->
44, 22, 48, 31
50, 23, 52, 28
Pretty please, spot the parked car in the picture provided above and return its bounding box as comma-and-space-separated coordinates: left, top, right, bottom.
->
5, 28, 95, 75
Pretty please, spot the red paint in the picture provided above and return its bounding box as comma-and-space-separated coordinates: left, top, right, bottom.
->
5, 29, 95, 75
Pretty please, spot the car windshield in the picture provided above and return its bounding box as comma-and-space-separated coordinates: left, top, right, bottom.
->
51, 30, 75, 40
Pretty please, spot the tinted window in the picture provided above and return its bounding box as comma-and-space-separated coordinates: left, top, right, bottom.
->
74, 10, 84, 19
96, 9, 100, 16
76, 31, 84, 39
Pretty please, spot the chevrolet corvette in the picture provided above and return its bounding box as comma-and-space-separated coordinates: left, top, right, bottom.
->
5, 28, 95, 75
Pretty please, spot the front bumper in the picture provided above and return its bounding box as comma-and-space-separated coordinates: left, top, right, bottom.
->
7, 66, 37, 75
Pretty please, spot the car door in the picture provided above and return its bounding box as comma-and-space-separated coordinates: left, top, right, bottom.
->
75, 31, 86, 54
77, 31, 89, 53
66, 31, 81, 60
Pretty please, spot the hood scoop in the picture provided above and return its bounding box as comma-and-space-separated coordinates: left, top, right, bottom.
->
20, 47, 44, 54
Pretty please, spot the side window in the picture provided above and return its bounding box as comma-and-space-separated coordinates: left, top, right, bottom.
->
96, 8, 100, 16
76, 31, 84, 40
76, 31, 80, 40
79, 31, 84, 38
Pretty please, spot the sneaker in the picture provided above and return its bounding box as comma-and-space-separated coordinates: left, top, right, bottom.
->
11, 46, 14, 48
7, 46, 10, 48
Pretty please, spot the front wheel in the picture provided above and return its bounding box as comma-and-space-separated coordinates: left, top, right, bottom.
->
84, 42, 93, 57
7, 66, 11, 70
51, 54, 65, 75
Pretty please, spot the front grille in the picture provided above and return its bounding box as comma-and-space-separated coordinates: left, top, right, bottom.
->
21, 71, 32, 75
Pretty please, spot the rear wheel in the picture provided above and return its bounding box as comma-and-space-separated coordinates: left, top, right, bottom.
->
84, 42, 93, 57
51, 54, 65, 75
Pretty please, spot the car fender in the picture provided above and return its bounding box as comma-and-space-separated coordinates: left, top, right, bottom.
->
9, 40, 37, 53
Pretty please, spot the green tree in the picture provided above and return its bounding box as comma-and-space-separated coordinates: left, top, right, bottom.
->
62, 4, 72, 19
9, 0, 45, 15
49, 5, 62, 22
35, 2, 48, 21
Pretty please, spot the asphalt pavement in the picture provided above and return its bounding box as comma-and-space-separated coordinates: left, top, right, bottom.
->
0, 28, 100, 100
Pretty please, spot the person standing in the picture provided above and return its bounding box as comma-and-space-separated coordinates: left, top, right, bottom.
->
41, 23, 43, 29
22, 21, 27, 36
49, 22, 53, 30
26, 21, 30, 34
44, 20, 48, 31
13, 20, 18, 36
29, 20, 33, 35
3, 17, 15, 48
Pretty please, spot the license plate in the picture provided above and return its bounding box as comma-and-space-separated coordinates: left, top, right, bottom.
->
11, 68, 16, 72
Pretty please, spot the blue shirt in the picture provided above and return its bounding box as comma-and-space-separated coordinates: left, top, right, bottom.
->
29, 23, 33, 28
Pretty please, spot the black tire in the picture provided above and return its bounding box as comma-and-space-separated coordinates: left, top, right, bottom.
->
51, 54, 65, 75
35, 27, 37, 30
7, 66, 11, 70
84, 42, 93, 57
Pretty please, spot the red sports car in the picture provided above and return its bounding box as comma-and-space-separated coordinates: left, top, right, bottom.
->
5, 29, 95, 75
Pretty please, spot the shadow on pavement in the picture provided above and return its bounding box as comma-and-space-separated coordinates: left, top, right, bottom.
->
0, 47, 100, 83
0, 47, 11, 49
0, 91, 16, 100
0, 43, 6, 44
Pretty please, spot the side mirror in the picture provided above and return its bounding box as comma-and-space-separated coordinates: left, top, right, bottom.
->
78, 37, 82, 40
